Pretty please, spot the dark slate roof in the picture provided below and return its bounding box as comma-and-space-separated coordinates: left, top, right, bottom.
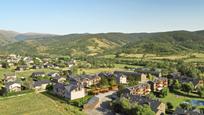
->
52, 76, 65, 80
65, 84, 79, 92
98, 72, 113, 78
32, 72, 45, 76
174, 108, 202, 115
54, 83, 66, 90
33, 80, 50, 87
48, 72, 59, 76
70, 74, 99, 82
114, 71, 144, 77
172, 75, 202, 86
127, 95, 162, 113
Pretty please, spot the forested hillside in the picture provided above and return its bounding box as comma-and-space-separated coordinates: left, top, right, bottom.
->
1, 30, 204, 56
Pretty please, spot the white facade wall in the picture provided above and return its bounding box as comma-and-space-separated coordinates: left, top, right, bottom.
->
70, 88, 86, 100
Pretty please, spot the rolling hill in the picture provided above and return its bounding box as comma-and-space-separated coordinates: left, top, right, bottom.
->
0, 30, 55, 46
0, 30, 204, 56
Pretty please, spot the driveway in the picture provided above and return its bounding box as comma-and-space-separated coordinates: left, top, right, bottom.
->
85, 91, 116, 115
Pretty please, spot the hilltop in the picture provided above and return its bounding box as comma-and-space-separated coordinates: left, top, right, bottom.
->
0, 29, 55, 46
1, 30, 204, 56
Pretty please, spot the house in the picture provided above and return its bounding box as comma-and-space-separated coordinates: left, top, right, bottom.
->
70, 74, 101, 87
98, 72, 114, 78
128, 95, 165, 115
170, 73, 204, 89
114, 71, 147, 83
3, 74, 17, 83
51, 76, 67, 83
174, 107, 201, 115
23, 57, 34, 64
148, 77, 168, 91
33, 80, 51, 92
31, 72, 45, 77
5, 82, 21, 92
43, 63, 54, 68
125, 83, 151, 96
48, 72, 60, 78
31, 72, 46, 81
53, 83, 86, 100
32, 65, 43, 69
134, 68, 162, 77
15, 65, 28, 71
115, 74, 127, 84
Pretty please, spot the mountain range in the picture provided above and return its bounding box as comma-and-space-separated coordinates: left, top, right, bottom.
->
0, 29, 204, 56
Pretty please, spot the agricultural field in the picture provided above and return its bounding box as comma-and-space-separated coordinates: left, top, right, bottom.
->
0, 68, 58, 79
0, 92, 84, 115
116, 53, 204, 62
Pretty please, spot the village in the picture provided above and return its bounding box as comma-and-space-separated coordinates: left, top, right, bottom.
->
0, 54, 203, 115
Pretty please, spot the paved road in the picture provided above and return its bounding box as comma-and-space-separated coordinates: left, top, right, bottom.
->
85, 91, 116, 115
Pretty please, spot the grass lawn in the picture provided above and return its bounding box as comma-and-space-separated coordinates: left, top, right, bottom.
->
0, 68, 59, 79
15, 68, 58, 78
0, 68, 15, 79
160, 92, 204, 109
0, 92, 85, 115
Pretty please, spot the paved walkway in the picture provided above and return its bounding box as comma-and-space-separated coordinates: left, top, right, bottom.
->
85, 91, 116, 115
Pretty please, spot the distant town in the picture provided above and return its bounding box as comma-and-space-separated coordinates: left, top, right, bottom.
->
0, 54, 203, 115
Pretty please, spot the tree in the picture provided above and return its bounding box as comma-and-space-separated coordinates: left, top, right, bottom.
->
17, 59, 26, 66
33, 58, 41, 65
181, 82, 194, 94
109, 78, 116, 86
180, 103, 192, 110
46, 84, 53, 91
100, 77, 109, 87
70, 66, 78, 75
197, 86, 204, 97
172, 80, 181, 90
112, 97, 155, 115
160, 88, 168, 97
166, 102, 174, 110
1, 62, 10, 68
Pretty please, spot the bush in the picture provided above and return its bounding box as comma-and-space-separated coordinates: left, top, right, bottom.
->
68, 95, 93, 107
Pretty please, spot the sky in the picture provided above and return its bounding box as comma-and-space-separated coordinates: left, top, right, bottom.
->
0, 0, 204, 35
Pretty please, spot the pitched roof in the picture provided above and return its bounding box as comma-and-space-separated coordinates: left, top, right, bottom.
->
70, 74, 99, 82
33, 80, 50, 87
172, 75, 202, 86
127, 95, 162, 113
32, 72, 45, 76
114, 71, 144, 77
65, 84, 79, 92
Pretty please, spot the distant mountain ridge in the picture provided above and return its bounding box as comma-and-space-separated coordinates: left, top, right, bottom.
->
0, 30, 55, 45
0, 29, 204, 56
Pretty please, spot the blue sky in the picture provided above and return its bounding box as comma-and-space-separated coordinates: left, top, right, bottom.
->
0, 0, 204, 34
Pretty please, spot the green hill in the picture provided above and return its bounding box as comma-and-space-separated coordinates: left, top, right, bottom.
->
1, 30, 204, 56
0, 30, 55, 46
